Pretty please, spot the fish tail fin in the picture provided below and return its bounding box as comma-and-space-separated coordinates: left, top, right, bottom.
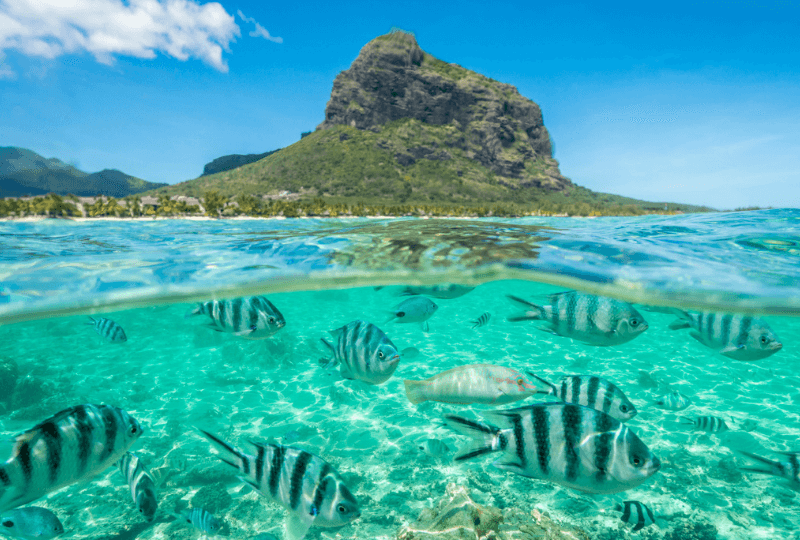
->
526, 371, 558, 395
443, 415, 505, 461
85, 316, 96, 325
506, 295, 546, 321
196, 428, 245, 472
403, 380, 427, 405
738, 451, 781, 477
318, 338, 338, 369
668, 309, 692, 330
184, 304, 203, 319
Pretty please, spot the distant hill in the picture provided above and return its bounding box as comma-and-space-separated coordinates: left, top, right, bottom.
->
202, 150, 281, 176
0, 147, 166, 198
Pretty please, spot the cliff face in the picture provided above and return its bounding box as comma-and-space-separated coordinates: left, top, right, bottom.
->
318, 31, 570, 190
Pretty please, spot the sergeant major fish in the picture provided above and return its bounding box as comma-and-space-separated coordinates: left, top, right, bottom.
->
198, 429, 360, 540
682, 416, 729, 433
669, 310, 782, 361
529, 373, 637, 422
616, 500, 656, 531
86, 317, 127, 343
507, 292, 648, 346
118, 452, 157, 522
738, 451, 800, 488
444, 402, 660, 494
386, 297, 438, 331
172, 507, 221, 535
418, 439, 451, 457
187, 296, 285, 340
0, 506, 64, 540
320, 320, 403, 385
404, 364, 544, 406
654, 390, 691, 411
0, 404, 143, 512
469, 312, 491, 329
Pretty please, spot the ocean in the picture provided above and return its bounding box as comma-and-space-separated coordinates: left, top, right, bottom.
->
0, 209, 798, 540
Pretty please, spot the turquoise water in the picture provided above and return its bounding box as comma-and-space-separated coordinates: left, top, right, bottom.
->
0, 210, 799, 539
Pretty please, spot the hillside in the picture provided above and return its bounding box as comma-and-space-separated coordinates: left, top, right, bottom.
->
0, 147, 166, 198
201, 149, 281, 176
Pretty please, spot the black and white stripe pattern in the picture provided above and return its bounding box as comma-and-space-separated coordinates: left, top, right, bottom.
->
683, 416, 729, 433
87, 317, 127, 342
176, 508, 221, 534
444, 402, 660, 494
0, 404, 143, 512
188, 296, 286, 339
654, 390, 691, 411
530, 373, 637, 422
197, 430, 360, 531
469, 312, 491, 329
118, 452, 157, 521
320, 320, 401, 385
669, 310, 782, 361
617, 500, 656, 531
739, 451, 800, 487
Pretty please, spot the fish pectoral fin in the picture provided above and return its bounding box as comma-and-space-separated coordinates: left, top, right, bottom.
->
534, 325, 559, 336
285, 511, 315, 540
422, 321, 430, 332
720, 343, 745, 355
688, 331, 707, 344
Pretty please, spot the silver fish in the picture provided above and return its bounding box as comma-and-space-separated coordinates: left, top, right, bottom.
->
198, 429, 360, 540
669, 310, 782, 361
469, 312, 491, 329
530, 373, 637, 422
507, 292, 648, 346
399, 284, 474, 299
682, 416, 729, 433
320, 321, 401, 385
118, 452, 157, 522
387, 297, 438, 331
445, 403, 660, 494
418, 439, 451, 457
0, 506, 64, 540
86, 317, 127, 343
654, 390, 691, 411
616, 500, 656, 531
738, 451, 800, 488
174, 507, 221, 534
404, 364, 544, 405
187, 296, 286, 340
0, 404, 143, 512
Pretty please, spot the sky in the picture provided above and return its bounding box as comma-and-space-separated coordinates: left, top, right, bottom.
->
1, 0, 799, 210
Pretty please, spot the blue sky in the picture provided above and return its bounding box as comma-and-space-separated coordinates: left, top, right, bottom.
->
1, 0, 798, 209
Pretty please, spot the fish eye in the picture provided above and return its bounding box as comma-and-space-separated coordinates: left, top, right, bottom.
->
620, 404, 629, 413
516, 377, 524, 385
632, 456, 642, 467
760, 336, 768, 344
378, 352, 384, 358
629, 318, 639, 327
269, 317, 275, 323
337, 504, 348, 514
129, 425, 138, 435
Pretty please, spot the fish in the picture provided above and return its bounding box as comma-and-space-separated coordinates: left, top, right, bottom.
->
283, 430, 301, 443
738, 451, 800, 487
319, 320, 402, 385
444, 402, 660, 494
399, 284, 474, 299
469, 312, 491, 329
173, 507, 221, 535
404, 364, 545, 406
681, 416, 729, 433
118, 452, 157, 522
529, 373, 637, 422
387, 296, 438, 331
187, 296, 286, 340
615, 500, 656, 531
418, 439, 451, 457
0, 506, 64, 540
0, 404, 143, 512
197, 429, 360, 540
86, 317, 127, 343
654, 390, 691, 411
507, 292, 648, 346
668, 310, 782, 361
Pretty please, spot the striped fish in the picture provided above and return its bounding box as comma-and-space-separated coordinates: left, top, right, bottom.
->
669, 310, 782, 361
654, 390, 691, 411
0, 506, 64, 540
738, 451, 800, 488
86, 317, 127, 343
197, 430, 360, 540
682, 416, 729, 433
616, 500, 656, 531
529, 373, 637, 422
507, 292, 648, 346
444, 402, 660, 494
320, 321, 401, 385
173, 507, 221, 535
187, 296, 286, 340
470, 312, 491, 329
118, 452, 157, 522
404, 364, 544, 405
0, 404, 143, 512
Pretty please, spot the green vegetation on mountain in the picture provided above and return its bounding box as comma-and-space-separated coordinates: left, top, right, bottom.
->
201, 149, 281, 176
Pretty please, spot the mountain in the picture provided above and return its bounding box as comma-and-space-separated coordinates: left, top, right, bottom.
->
201, 150, 281, 176
0, 147, 166, 198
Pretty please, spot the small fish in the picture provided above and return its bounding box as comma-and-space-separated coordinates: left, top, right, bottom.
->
187, 296, 285, 340
682, 416, 729, 433
507, 292, 648, 346
738, 451, 800, 487
469, 312, 491, 329
404, 364, 545, 405
669, 310, 782, 361
615, 500, 656, 531
654, 390, 691, 411
198, 429, 360, 540
418, 439, 450, 457
399, 284, 474, 299
445, 403, 660, 494
0, 404, 143, 512
86, 316, 127, 343
320, 320, 402, 385
387, 297, 438, 331
282, 430, 301, 443
529, 373, 637, 422
738, 419, 758, 432
118, 452, 157, 522
173, 508, 221, 535
0, 506, 64, 540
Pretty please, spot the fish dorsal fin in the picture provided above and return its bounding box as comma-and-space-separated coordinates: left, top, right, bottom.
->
328, 325, 349, 339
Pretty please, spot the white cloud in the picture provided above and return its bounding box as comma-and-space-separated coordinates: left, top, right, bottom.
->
0, 0, 241, 73
237, 9, 282, 44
